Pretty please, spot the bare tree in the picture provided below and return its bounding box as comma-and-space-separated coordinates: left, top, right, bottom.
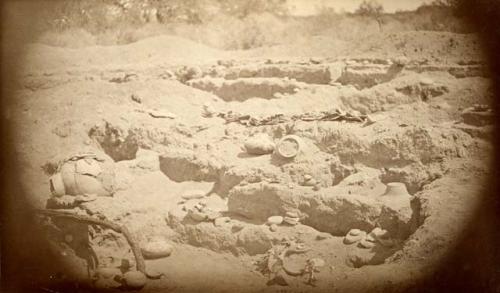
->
355, 0, 385, 31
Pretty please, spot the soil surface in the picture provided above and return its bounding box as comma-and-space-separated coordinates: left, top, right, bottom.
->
5, 31, 494, 293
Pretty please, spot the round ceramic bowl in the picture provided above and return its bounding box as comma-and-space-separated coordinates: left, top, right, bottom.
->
276, 135, 303, 159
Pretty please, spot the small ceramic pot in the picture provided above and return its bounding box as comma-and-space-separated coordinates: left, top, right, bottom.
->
276, 135, 303, 159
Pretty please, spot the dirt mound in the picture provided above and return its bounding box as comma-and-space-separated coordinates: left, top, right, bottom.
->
25, 35, 228, 72
348, 31, 483, 63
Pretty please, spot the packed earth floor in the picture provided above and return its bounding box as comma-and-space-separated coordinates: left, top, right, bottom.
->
5, 31, 494, 292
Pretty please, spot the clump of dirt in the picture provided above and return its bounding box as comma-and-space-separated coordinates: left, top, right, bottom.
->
89, 121, 139, 162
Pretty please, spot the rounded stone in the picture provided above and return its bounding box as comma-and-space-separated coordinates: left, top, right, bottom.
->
419, 77, 434, 86
316, 232, 331, 240
123, 271, 147, 289
141, 240, 173, 259
244, 134, 275, 155
267, 216, 284, 226
303, 178, 317, 187
269, 224, 278, 232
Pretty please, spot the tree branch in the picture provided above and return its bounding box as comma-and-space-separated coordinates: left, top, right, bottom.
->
34, 209, 149, 277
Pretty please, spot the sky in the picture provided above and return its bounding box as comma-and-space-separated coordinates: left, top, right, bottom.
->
288, 0, 430, 15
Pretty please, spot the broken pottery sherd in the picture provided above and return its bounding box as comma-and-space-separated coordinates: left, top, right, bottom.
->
276, 135, 303, 159
369, 227, 389, 240
181, 190, 206, 200
358, 238, 376, 249
365, 234, 376, 243
283, 217, 300, 226
49, 173, 65, 196
149, 109, 176, 119
267, 216, 284, 226
285, 211, 299, 218
141, 240, 173, 259
343, 230, 366, 245
123, 271, 147, 289
348, 229, 363, 236
316, 232, 331, 240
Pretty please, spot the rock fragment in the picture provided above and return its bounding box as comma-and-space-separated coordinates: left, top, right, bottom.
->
123, 271, 147, 290
214, 217, 231, 227
131, 94, 142, 104
141, 239, 173, 259
244, 134, 275, 155
267, 216, 284, 225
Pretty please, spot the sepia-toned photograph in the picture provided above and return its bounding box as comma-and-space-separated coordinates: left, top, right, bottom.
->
1, 0, 499, 292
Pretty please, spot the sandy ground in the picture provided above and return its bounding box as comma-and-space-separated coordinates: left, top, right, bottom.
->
3, 30, 495, 293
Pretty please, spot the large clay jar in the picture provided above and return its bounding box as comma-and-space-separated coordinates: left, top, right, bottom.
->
380, 182, 411, 208
382, 182, 410, 197
50, 153, 115, 197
